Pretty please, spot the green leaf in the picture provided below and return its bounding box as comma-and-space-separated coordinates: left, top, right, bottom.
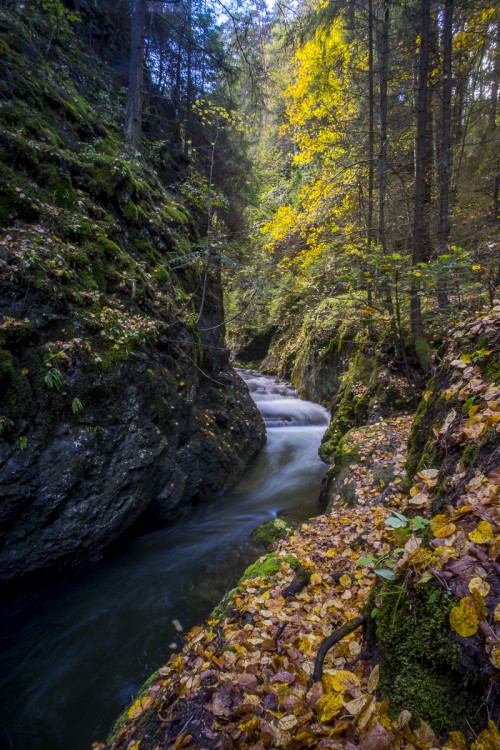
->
44, 367, 63, 391
385, 517, 407, 529
462, 396, 475, 415
374, 568, 396, 580
412, 516, 430, 529
71, 397, 83, 414
357, 555, 376, 567
391, 511, 408, 522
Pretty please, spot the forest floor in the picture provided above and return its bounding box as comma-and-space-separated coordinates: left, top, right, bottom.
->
103, 307, 500, 750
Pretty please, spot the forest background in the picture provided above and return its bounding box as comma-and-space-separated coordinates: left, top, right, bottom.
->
121, 0, 500, 371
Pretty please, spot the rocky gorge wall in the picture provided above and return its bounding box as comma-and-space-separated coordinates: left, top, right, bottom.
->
0, 4, 265, 590
0, 296, 265, 589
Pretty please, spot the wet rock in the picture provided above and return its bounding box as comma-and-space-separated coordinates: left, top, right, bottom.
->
0, 305, 265, 592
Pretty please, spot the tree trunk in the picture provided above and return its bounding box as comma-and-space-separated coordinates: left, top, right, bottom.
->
367, 0, 374, 305
411, 0, 432, 368
184, 0, 194, 158
376, 0, 397, 334
125, 0, 145, 150
377, 0, 389, 255
490, 20, 500, 216
437, 0, 453, 308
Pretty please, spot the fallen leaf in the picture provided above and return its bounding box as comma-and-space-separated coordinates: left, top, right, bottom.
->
468, 577, 490, 596
323, 669, 359, 693
471, 720, 500, 750
469, 521, 494, 544
449, 596, 479, 637
418, 468, 439, 481
270, 670, 295, 684
367, 664, 380, 693
359, 720, 392, 750
443, 731, 467, 750
315, 692, 344, 722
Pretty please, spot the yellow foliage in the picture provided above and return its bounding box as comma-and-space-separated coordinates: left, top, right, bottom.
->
468, 521, 494, 544
471, 721, 500, 750
449, 596, 479, 637
430, 514, 457, 538
323, 669, 359, 694
127, 696, 153, 720
315, 692, 344, 722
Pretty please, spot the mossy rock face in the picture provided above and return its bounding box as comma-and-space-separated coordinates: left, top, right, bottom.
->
320, 351, 415, 464
376, 579, 487, 737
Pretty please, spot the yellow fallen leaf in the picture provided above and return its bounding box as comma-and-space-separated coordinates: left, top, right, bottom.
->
431, 515, 457, 538
339, 574, 351, 588
310, 572, 322, 585
323, 669, 359, 694
449, 596, 479, 637
468, 521, 494, 544
468, 577, 490, 596
491, 538, 500, 560
490, 646, 500, 669
470, 589, 487, 621
127, 696, 153, 720
444, 731, 467, 750
471, 720, 500, 750
358, 695, 375, 729
494, 602, 500, 622
315, 692, 344, 722
451, 505, 473, 519
418, 468, 439, 481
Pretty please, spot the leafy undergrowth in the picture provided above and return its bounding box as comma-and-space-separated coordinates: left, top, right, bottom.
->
101, 308, 500, 750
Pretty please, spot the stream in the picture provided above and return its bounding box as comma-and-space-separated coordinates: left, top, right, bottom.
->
0, 370, 329, 750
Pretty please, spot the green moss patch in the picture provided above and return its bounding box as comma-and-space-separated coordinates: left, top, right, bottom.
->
251, 517, 296, 551
376, 579, 487, 737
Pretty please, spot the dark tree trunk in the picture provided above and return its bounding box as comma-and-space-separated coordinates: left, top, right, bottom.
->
377, 0, 389, 255
367, 0, 374, 305
376, 0, 397, 333
437, 0, 453, 308
491, 21, 500, 216
184, 0, 194, 158
411, 0, 432, 365
125, 0, 145, 150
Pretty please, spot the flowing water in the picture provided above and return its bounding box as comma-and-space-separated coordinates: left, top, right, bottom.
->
0, 370, 329, 750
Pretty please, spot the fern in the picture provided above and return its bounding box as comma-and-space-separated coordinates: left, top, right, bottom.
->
44, 367, 63, 391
